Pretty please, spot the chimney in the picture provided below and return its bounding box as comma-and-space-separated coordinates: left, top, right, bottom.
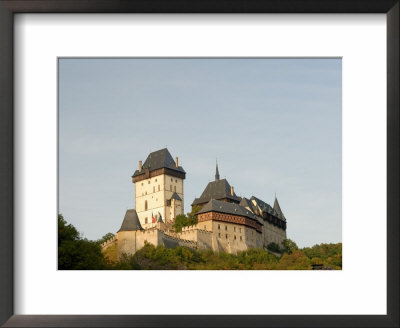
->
175, 157, 179, 168
138, 160, 142, 172
230, 186, 234, 196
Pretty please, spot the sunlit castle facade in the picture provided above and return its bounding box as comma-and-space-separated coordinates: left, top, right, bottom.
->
131, 148, 185, 229
101, 148, 288, 258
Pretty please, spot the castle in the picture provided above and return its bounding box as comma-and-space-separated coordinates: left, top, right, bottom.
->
102, 148, 287, 257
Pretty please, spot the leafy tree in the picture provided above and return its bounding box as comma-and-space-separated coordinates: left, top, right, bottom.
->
302, 243, 342, 269
173, 214, 197, 232
58, 214, 107, 270
187, 205, 201, 220
276, 250, 312, 270
58, 239, 107, 270
58, 214, 79, 246
281, 238, 299, 254
267, 242, 282, 254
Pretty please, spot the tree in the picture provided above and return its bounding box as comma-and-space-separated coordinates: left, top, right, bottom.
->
58, 214, 79, 246
173, 214, 197, 232
281, 238, 298, 254
187, 205, 201, 220
267, 242, 282, 254
277, 250, 312, 270
58, 214, 107, 270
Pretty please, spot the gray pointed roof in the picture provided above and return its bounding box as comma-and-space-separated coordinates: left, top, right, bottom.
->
191, 178, 241, 206
239, 197, 256, 212
250, 196, 286, 220
118, 209, 143, 232
215, 163, 220, 180
169, 192, 182, 201
273, 197, 285, 219
132, 148, 185, 177
197, 199, 260, 222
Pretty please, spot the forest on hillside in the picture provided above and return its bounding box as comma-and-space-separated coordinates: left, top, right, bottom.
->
58, 214, 342, 270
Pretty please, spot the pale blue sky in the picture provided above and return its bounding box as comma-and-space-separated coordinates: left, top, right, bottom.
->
59, 58, 341, 248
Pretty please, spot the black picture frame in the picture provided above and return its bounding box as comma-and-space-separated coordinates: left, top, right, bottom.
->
0, 1, 398, 327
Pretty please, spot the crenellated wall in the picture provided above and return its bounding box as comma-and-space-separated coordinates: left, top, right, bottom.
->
101, 235, 117, 250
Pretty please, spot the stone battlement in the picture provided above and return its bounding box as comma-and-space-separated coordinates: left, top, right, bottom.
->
101, 235, 117, 250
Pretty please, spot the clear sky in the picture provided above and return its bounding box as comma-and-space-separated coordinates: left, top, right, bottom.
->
58, 58, 341, 248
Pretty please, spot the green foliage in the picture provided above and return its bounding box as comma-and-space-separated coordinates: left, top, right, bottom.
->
58, 214, 107, 270
281, 238, 299, 254
188, 205, 201, 220
276, 250, 312, 270
302, 243, 342, 269
267, 242, 282, 254
58, 239, 107, 270
173, 214, 198, 232
58, 214, 79, 246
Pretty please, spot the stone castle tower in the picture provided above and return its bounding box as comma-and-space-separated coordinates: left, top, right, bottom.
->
131, 148, 186, 228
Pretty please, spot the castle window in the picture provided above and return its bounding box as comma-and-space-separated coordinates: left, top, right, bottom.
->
234, 227, 236, 232
155, 179, 157, 182
145, 200, 148, 210
171, 178, 173, 182
218, 224, 220, 230
145, 217, 148, 224
148, 181, 150, 184
158, 185, 160, 191
141, 183, 143, 186
175, 179, 177, 183
225, 225, 227, 231
225, 234, 228, 239
153, 186, 155, 193
239, 228, 242, 233
234, 235, 236, 240
240, 236, 242, 241
218, 233, 221, 238
174, 186, 176, 192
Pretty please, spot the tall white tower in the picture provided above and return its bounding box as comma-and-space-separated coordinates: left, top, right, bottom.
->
132, 148, 185, 228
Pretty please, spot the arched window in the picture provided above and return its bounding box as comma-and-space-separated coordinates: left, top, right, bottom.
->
145, 200, 148, 210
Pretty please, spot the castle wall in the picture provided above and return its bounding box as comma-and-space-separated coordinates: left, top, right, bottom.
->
199, 220, 262, 254
117, 230, 137, 257
262, 220, 286, 247
135, 229, 162, 251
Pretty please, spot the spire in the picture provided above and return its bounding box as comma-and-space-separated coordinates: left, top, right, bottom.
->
273, 196, 285, 219
215, 161, 220, 181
